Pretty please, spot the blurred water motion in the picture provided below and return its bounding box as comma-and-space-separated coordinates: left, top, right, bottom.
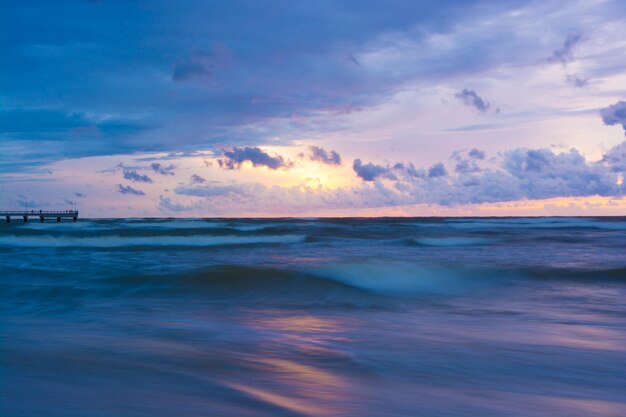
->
1, 217, 626, 416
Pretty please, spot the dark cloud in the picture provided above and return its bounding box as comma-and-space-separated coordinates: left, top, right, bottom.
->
454, 89, 492, 113
468, 148, 485, 160
123, 168, 153, 183
308, 146, 342, 165
0, 109, 148, 171
117, 184, 145, 196
74, 192, 85, 198
549, 33, 582, 64
0, 1, 562, 172
218, 147, 290, 170
0, 108, 146, 140
2, 2, 624, 177
190, 174, 206, 184
151, 163, 175, 176
353, 159, 390, 181
600, 101, 626, 135
428, 163, 448, 178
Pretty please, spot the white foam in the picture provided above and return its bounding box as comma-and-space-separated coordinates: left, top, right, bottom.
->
312, 262, 501, 295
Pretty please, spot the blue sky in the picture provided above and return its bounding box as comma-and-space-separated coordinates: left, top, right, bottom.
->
1, 0, 625, 216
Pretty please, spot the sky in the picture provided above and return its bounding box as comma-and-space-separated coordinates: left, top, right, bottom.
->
1, 0, 625, 217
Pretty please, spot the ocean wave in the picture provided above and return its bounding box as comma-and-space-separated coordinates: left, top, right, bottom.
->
444, 217, 626, 230
104, 265, 367, 303
22, 263, 625, 305
119, 219, 284, 232
121, 219, 221, 229
114, 263, 508, 298
310, 262, 510, 295
307, 262, 626, 297
0, 234, 306, 248
410, 237, 497, 247
10, 220, 303, 237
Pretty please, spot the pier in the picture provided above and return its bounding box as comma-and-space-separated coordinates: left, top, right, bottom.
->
1, 210, 79, 223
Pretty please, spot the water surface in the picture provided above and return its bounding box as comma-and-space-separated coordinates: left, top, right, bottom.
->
1, 217, 625, 416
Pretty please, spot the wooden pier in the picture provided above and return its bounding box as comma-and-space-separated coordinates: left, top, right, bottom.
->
1, 210, 79, 223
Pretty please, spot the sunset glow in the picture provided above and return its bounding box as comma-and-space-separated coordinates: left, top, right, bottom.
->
1, 0, 625, 217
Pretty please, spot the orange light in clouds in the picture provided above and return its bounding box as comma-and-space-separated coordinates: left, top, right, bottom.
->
237, 195, 626, 218
294, 165, 354, 189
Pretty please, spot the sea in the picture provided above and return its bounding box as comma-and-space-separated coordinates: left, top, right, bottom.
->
1, 217, 625, 417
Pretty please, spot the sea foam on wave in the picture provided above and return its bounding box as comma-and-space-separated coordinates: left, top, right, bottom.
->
311, 262, 508, 295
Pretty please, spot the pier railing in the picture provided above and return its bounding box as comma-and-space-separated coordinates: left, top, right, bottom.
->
1, 210, 79, 223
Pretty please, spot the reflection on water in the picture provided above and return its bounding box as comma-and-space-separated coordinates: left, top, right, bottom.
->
244, 311, 351, 354
3, 286, 626, 416
223, 357, 350, 417
225, 311, 358, 416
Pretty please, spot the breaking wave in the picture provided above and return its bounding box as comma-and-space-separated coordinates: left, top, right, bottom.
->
98, 263, 626, 302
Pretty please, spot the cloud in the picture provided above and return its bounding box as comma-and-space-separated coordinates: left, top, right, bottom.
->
428, 162, 447, 178
308, 146, 342, 165
0, 108, 146, 140
190, 174, 206, 184
454, 89, 493, 113
352, 159, 390, 181
172, 56, 213, 82
549, 33, 582, 64
3, 1, 625, 176
123, 168, 153, 183
158, 196, 204, 212
455, 159, 481, 174
451, 148, 484, 173
600, 101, 626, 135
117, 184, 145, 196
495, 147, 620, 200
74, 192, 85, 198
468, 148, 485, 160
353, 159, 437, 182
566, 74, 589, 88
172, 44, 232, 82
0, 108, 149, 172
601, 141, 626, 172
218, 146, 291, 170
175, 183, 255, 198
161, 141, 625, 215
151, 163, 175, 176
